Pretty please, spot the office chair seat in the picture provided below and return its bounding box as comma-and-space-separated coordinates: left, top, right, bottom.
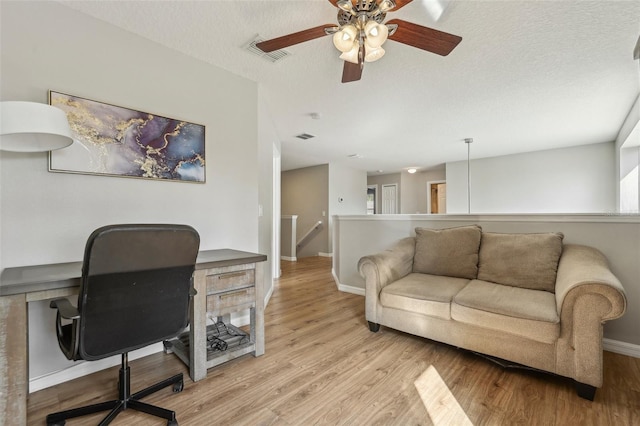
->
46, 224, 200, 426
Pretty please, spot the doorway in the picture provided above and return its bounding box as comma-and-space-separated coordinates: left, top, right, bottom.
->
367, 185, 377, 214
427, 181, 446, 214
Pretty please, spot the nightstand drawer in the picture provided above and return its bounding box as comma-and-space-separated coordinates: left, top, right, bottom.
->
207, 286, 255, 316
207, 269, 255, 294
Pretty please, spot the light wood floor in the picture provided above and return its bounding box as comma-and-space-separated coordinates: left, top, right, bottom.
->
28, 256, 640, 425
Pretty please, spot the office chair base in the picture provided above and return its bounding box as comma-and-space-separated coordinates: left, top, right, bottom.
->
46, 354, 183, 426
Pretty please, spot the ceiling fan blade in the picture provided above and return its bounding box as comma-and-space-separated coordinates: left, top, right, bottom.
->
391, 0, 414, 11
422, 0, 450, 22
256, 24, 335, 52
387, 19, 461, 56
342, 61, 363, 83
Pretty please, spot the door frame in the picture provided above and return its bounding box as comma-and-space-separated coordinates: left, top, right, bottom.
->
426, 180, 446, 214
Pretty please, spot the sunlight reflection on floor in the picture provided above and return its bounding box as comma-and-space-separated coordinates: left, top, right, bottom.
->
414, 365, 474, 426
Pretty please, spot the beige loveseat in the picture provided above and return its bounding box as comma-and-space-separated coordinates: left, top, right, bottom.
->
358, 225, 627, 400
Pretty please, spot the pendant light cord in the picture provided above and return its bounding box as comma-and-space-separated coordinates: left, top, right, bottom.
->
464, 138, 473, 214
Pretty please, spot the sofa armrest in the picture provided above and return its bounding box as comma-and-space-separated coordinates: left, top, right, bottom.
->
554, 244, 627, 387
555, 244, 626, 320
358, 237, 415, 322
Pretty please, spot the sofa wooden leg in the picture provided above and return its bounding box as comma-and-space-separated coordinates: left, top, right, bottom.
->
576, 382, 596, 401
368, 322, 380, 332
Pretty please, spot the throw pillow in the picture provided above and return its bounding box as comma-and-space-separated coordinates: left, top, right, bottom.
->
477, 232, 564, 293
413, 225, 482, 279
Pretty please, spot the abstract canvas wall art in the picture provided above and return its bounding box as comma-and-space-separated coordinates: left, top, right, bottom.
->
49, 91, 205, 183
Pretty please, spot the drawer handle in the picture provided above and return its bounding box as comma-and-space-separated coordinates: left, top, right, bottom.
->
220, 289, 249, 299
218, 272, 247, 280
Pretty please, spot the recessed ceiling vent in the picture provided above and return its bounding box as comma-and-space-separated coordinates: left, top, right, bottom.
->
245, 36, 290, 63
295, 133, 315, 140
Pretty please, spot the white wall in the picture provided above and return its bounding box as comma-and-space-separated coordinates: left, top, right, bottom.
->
368, 169, 447, 215
1, 2, 263, 384
620, 148, 639, 213
616, 94, 640, 213
367, 173, 401, 214
258, 89, 280, 296
328, 163, 367, 253
280, 163, 365, 258
406, 169, 447, 214
446, 143, 616, 214
400, 172, 420, 214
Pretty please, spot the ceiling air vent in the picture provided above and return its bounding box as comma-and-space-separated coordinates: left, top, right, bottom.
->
295, 133, 315, 140
245, 36, 290, 63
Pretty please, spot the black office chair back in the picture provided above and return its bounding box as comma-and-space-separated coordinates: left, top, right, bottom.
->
77, 224, 200, 360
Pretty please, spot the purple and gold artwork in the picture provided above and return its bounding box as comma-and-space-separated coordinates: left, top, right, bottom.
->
49, 91, 205, 182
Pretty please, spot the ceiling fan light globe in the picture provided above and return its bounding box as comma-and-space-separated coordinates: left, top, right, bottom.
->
364, 20, 388, 48
364, 45, 385, 62
339, 41, 361, 64
342, 24, 357, 39
378, 0, 396, 12
336, 0, 353, 13
333, 25, 358, 52
333, 31, 349, 52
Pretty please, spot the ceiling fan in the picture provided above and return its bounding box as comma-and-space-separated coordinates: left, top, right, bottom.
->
256, 0, 462, 83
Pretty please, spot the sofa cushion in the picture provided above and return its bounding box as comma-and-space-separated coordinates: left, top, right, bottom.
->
451, 280, 560, 343
477, 232, 564, 292
380, 273, 470, 320
413, 225, 482, 279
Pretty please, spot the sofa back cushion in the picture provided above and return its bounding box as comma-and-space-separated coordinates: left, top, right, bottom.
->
413, 225, 482, 279
477, 232, 564, 292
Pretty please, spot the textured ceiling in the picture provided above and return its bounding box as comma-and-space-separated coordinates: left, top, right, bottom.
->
58, 0, 640, 173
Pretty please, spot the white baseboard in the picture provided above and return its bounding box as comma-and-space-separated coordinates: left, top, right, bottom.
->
29, 343, 163, 393
318, 252, 333, 258
264, 282, 274, 307
603, 338, 640, 358
281, 256, 297, 261
331, 268, 365, 296
338, 284, 365, 296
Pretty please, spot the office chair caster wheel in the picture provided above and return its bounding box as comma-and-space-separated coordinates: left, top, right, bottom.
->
168, 420, 178, 426
47, 421, 65, 426
173, 380, 184, 392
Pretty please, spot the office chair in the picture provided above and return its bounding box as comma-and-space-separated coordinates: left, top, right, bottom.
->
46, 224, 200, 426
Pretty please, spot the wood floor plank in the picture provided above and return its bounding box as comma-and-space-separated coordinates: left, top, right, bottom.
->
415, 365, 473, 426
27, 256, 640, 425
